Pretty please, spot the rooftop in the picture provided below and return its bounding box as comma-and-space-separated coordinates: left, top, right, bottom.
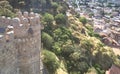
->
0, 28, 5, 33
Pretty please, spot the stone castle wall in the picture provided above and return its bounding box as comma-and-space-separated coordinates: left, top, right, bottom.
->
0, 11, 42, 74
0, 34, 17, 74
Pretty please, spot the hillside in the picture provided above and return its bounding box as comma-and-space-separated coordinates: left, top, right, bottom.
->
40, 0, 120, 74
0, 0, 120, 74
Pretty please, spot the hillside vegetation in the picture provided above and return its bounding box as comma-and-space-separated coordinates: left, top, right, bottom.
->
1, 0, 120, 74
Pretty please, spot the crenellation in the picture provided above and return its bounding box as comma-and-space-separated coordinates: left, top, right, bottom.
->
16, 11, 23, 19
0, 11, 43, 74
23, 11, 29, 18
5, 17, 12, 26
12, 18, 21, 28
12, 11, 41, 39
29, 17, 35, 25
30, 12, 35, 17
35, 13, 40, 21
22, 18, 29, 28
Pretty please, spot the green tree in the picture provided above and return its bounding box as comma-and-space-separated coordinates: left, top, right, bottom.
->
79, 17, 87, 25
42, 13, 54, 34
55, 13, 66, 25
0, 0, 14, 17
93, 50, 114, 70
42, 49, 60, 74
51, 2, 58, 11
53, 27, 72, 43
62, 45, 89, 74
52, 27, 72, 54
43, 13, 54, 25
61, 45, 74, 58
42, 32, 54, 49
51, 2, 59, 15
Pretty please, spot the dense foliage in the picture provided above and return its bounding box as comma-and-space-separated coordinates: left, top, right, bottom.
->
55, 13, 66, 25
0, 0, 14, 17
1, 0, 120, 74
42, 49, 60, 74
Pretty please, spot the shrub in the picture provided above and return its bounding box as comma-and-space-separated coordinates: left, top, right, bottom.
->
55, 13, 66, 25
52, 42, 62, 55
51, 2, 59, 10
0, 9, 14, 17
93, 50, 114, 70
79, 17, 87, 25
42, 32, 54, 49
53, 27, 71, 42
51, 2, 59, 15
57, 6, 65, 14
0, 0, 14, 17
61, 45, 74, 58
80, 39, 94, 50
43, 13, 54, 25
42, 50, 60, 74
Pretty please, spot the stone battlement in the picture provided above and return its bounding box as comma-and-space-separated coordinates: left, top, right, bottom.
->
0, 11, 40, 27
0, 11, 42, 43
13, 11, 41, 38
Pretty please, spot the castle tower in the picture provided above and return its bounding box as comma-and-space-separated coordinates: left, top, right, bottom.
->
12, 11, 42, 74
0, 11, 43, 74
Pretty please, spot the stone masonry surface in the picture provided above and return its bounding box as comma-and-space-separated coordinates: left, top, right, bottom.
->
0, 11, 43, 74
